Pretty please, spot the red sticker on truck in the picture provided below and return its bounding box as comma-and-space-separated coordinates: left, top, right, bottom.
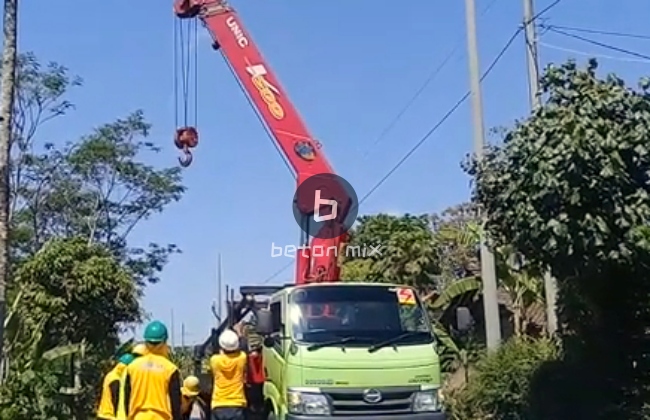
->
395, 287, 416, 305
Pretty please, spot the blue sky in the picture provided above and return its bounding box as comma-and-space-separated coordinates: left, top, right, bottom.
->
17, 0, 650, 345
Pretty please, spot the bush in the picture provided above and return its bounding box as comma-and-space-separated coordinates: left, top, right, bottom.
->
445, 337, 558, 419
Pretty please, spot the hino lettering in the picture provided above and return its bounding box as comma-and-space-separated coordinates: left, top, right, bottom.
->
226, 16, 248, 47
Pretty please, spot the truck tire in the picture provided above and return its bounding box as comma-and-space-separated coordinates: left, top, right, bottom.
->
267, 412, 277, 420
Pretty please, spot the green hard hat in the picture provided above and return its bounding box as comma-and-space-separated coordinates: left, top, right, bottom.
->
143, 320, 168, 343
118, 353, 135, 365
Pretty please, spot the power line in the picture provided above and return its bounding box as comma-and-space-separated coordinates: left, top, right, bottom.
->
360, 0, 501, 159
260, 260, 293, 285
546, 27, 650, 61
539, 41, 650, 63
260, 1, 558, 284
541, 24, 650, 41
358, 27, 522, 204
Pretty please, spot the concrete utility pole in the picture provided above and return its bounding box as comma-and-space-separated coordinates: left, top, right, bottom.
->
170, 308, 176, 348
465, 0, 501, 351
523, 0, 558, 336
217, 253, 223, 321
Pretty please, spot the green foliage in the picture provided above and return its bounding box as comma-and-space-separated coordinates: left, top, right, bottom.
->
12, 109, 184, 284
1, 51, 185, 419
11, 237, 140, 354
0, 343, 87, 419
170, 348, 196, 379
446, 338, 558, 420
467, 59, 650, 416
3, 237, 140, 416
468, 58, 650, 272
431, 203, 481, 283
341, 214, 439, 292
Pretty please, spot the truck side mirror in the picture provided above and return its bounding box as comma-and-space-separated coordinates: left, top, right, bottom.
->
256, 309, 273, 335
456, 307, 473, 332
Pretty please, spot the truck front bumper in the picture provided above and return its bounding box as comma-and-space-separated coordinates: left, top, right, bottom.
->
286, 413, 446, 420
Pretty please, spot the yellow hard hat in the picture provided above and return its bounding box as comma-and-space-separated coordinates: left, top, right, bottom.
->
182, 376, 201, 396
131, 343, 148, 356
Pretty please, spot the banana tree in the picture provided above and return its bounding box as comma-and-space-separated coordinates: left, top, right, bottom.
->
495, 245, 546, 336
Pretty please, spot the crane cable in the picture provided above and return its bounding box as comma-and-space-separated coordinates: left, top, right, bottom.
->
174, 16, 200, 166
174, 17, 198, 128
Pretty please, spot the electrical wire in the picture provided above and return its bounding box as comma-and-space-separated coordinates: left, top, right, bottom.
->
546, 26, 650, 61
539, 41, 650, 63
541, 24, 650, 41
260, 260, 294, 285
357, 27, 522, 206
259, 0, 562, 284
360, 0, 501, 160
260, 27, 524, 285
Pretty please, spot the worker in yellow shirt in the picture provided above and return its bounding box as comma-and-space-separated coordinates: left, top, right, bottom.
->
97, 353, 136, 419
210, 329, 247, 420
123, 320, 183, 420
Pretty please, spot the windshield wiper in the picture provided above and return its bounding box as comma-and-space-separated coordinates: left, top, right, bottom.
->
368, 332, 424, 353
306, 336, 358, 351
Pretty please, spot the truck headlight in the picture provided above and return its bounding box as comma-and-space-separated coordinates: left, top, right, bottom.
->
412, 389, 442, 412
287, 389, 331, 416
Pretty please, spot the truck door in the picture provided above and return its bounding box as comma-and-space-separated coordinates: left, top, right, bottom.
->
263, 299, 286, 388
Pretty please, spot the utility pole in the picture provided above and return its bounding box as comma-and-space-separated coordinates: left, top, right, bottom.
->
0, 0, 18, 383
465, 0, 501, 351
217, 253, 223, 321
523, 0, 558, 336
170, 308, 176, 348
181, 323, 185, 348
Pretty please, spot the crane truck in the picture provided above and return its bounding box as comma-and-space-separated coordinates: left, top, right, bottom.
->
172, 1, 446, 419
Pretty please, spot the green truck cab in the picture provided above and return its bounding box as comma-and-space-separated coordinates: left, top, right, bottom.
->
255, 282, 446, 420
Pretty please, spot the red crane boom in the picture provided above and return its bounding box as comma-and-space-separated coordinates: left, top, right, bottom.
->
173, 0, 351, 284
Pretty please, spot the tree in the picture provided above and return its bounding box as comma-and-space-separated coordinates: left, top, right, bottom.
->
9, 52, 82, 224
430, 203, 481, 285
4, 237, 140, 418
468, 59, 650, 417
12, 110, 185, 285
341, 214, 440, 293
0, 0, 18, 379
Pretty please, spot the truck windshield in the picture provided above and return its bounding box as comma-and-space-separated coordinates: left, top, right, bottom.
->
288, 285, 433, 346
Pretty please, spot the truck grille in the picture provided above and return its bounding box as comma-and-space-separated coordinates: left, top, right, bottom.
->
321, 386, 417, 416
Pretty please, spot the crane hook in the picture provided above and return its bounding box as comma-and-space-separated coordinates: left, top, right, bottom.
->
179, 146, 193, 167
174, 127, 199, 168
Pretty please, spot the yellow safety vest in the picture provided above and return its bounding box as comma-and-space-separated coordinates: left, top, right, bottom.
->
116, 369, 128, 420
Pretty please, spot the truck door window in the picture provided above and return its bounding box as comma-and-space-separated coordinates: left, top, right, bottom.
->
270, 301, 282, 333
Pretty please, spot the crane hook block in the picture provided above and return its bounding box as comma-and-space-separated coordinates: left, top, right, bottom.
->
174, 127, 199, 150
174, 127, 198, 167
